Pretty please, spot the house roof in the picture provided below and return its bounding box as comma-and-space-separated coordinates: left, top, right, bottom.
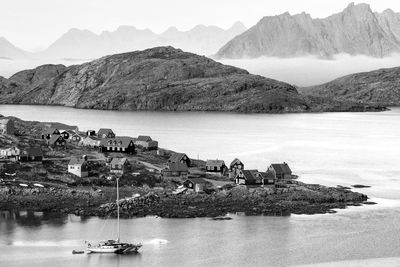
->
230, 158, 243, 168
68, 157, 87, 166
166, 162, 188, 172
270, 163, 292, 174
260, 172, 275, 180
240, 170, 260, 182
42, 127, 59, 135
110, 157, 129, 165
100, 136, 134, 148
169, 153, 188, 163
206, 160, 225, 167
23, 148, 43, 157
185, 178, 207, 185
137, 135, 152, 142
62, 130, 76, 135
85, 136, 101, 141
98, 128, 114, 136
48, 134, 64, 144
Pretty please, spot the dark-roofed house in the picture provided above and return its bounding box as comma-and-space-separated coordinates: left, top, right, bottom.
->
98, 128, 115, 139
68, 157, 89, 178
110, 157, 131, 175
70, 132, 86, 143
183, 178, 207, 193
134, 136, 158, 151
206, 160, 227, 176
0, 119, 14, 135
41, 128, 60, 139
60, 130, 74, 140
86, 130, 96, 137
235, 169, 264, 185
268, 163, 292, 180
47, 135, 66, 147
18, 148, 43, 162
168, 153, 191, 167
229, 158, 244, 178
162, 162, 189, 179
99, 137, 135, 154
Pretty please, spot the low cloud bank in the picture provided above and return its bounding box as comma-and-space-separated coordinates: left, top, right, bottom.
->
219, 54, 400, 87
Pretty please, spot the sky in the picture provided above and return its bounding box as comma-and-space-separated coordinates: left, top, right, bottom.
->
1, 0, 400, 51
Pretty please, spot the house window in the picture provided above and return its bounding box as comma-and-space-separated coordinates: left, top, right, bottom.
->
122, 148, 125, 151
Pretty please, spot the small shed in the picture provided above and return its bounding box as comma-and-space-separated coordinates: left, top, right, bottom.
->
183, 178, 207, 193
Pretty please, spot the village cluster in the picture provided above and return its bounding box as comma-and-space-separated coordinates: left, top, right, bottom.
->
0, 118, 295, 193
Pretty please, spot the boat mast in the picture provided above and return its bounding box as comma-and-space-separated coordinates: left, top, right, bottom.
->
117, 177, 120, 243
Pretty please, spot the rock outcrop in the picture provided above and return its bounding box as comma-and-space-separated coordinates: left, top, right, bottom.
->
300, 66, 400, 106
0, 46, 382, 113
216, 3, 400, 59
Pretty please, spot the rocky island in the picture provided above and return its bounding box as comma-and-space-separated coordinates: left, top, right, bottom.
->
0, 46, 386, 113
0, 115, 372, 218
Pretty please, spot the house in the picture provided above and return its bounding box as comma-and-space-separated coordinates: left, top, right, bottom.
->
134, 136, 158, 151
110, 157, 131, 175
267, 162, 293, 180
168, 153, 191, 167
157, 148, 167, 156
70, 132, 86, 143
47, 135, 66, 147
0, 147, 20, 159
0, 119, 14, 135
60, 130, 74, 140
99, 137, 135, 154
260, 172, 275, 186
229, 158, 244, 178
86, 130, 96, 137
162, 162, 189, 179
235, 169, 264, 185
206, 160, 227, 175
79, 136, 101, 147
41, 128, 60, 139
183, 178, 207, 193
68, 156, 89, 178
18, 148, 43, 162
45, 123, 79, 133
98, 128, 115, 139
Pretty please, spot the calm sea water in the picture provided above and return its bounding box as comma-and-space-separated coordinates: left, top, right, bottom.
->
1, 105, 400, 266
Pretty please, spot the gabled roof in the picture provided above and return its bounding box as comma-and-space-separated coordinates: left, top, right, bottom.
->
100, 136, 135, 148
137, 135, 152, 142
68, 157, 87, 166
240, 170, 260, 182
62, 130, 76, 135
85, 136, 101, 141
270, 163, 292, 174
230, 158, 243, 168
23, 147, 43, 157
166, 162, 188, 172
169, 153, 188, 163
98, 128, 114, 136
185, 178, 207, 185
48, 134, 64, 144
206, 160, 225, 167
42, 128, 59, 135
110, 157, 129, 165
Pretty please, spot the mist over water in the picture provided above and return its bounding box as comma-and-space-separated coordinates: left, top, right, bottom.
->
219, 54, 400, 87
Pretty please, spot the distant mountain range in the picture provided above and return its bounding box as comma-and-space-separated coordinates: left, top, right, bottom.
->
300, 66, 400, 106
217, 3, 400, 59
0, 46, 382, 113
0, 22, 246, 60
0, 37, 29, 59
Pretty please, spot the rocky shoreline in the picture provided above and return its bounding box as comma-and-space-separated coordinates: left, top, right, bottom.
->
0, 181, 370, 218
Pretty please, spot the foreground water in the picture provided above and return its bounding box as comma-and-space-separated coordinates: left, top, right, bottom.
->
0, 105, 400, 266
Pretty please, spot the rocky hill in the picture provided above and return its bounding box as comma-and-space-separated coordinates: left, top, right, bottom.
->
0, 46, 385, 113
216, 3, 400, 59
300, 67, 400, 106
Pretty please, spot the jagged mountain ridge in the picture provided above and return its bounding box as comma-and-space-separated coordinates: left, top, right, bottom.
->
216, 3, 400, 59
0, 46, 381, 113
39, 22, 247, 60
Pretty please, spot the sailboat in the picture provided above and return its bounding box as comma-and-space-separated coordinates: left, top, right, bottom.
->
86, 178, 142, 254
